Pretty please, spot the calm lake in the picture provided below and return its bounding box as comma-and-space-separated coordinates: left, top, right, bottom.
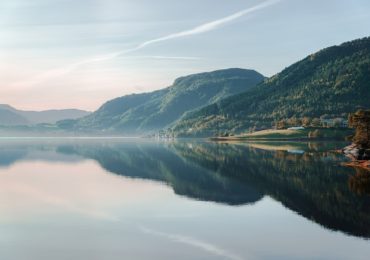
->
0, 139, 369, 260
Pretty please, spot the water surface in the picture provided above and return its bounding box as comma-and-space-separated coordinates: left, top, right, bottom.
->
0, 139, 369, 260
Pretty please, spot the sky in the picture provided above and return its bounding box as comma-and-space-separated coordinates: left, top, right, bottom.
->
0, 0, 370, 111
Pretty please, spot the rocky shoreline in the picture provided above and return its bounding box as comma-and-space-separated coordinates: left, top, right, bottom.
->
343, 143, 370, 161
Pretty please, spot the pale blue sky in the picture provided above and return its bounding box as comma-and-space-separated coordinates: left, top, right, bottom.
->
1, 0, 369, 110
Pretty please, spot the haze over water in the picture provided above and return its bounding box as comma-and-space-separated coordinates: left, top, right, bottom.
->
0, 139, 369, 260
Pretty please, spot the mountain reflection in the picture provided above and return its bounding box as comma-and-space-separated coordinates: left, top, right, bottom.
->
0, 140, 369, 238
57, 142, 263, 205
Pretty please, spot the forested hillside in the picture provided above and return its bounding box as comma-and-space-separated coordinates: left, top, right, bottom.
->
173, 37, 370, 136
69, 68, 264, 133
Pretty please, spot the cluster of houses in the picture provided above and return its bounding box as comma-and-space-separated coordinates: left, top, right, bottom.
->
287, 117, 349, 130
319, 117, 348, 128
155, 129, 175, 139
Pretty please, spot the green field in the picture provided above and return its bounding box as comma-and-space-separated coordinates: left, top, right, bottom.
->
212, 128, 354, 141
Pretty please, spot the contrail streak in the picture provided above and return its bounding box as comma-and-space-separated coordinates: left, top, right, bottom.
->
11, 0, 280, 89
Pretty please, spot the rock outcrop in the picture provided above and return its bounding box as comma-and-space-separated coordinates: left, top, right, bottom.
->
343, 110, 370, 163
349, 110, 370, 148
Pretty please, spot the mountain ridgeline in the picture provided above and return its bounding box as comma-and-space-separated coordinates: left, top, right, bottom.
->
173, 37, 370, 136
0, 104, 90, 126
66, 68, 264, 134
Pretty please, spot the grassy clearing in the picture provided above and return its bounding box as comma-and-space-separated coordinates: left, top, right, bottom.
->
212, 128, 353, 141
242, 129, 307, 138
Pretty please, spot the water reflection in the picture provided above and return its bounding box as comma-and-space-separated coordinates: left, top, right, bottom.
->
0, 139, 369, 239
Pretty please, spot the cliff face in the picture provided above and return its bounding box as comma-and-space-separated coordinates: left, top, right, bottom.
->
349, 110, 370, 148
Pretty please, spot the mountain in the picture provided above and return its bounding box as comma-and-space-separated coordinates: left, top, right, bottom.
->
173, 37, 370, 136
0, 104, 90, 126
70, 68, 265, 134
19, 109, 91, 124
0, 106, 29, 126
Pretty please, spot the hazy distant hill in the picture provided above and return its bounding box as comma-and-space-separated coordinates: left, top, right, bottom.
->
173, 37, 370, 136
0, 104, 90, 126
0, 106, 29, 126
71, 68, 265, 133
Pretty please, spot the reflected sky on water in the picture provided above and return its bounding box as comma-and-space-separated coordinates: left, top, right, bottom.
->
0, 139, 369, 260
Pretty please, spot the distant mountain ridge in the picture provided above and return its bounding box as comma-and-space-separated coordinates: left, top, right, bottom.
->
0, 106, 29, 126
70, 68, 265, 133
0, 104, 91, 126
173, 36, 370, 136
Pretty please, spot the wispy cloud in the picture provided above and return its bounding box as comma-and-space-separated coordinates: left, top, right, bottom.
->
128, 0, 280, 51
140, 226, 244, 260
11, 0, 280, 89
90, 0, 281, 60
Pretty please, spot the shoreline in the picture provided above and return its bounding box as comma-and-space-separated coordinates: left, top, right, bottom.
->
210, 137, 342, 142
